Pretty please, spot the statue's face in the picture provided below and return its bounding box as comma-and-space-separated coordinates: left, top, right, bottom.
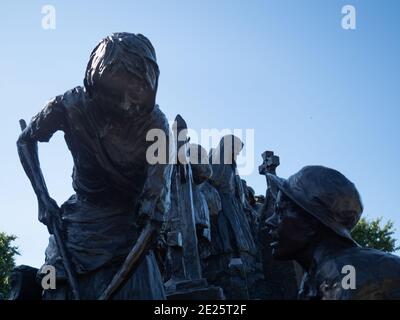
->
98, 65, 157, 115
233, 145, 242, 161
266, 191, 316, 260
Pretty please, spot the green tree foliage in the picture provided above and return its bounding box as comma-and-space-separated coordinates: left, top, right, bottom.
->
0, 232, 19, 298
352, 217, 399, 253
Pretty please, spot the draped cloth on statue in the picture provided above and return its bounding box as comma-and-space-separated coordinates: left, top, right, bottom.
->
208, 159, 257, 258
46, 195, 139, 275
42, 194, 166, 299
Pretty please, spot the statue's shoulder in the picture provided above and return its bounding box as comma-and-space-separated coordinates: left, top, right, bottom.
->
317, 247, 400, 299
60, 86, 87, 109
321, 247, 400, 278
337, 247, 400, 271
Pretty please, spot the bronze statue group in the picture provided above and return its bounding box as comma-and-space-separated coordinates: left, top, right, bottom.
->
13, 33, 400, 300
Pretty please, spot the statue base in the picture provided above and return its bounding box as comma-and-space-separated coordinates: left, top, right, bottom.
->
165, 278, 225, 300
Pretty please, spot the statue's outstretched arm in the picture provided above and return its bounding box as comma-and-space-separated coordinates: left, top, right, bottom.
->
16, 95, 66, 232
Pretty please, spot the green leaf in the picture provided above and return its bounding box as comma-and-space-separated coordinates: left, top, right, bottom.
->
351, 217, 399, 253
0, 232, 19, 298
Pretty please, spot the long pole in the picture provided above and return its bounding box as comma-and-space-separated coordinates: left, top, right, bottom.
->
19, 119, 81, 300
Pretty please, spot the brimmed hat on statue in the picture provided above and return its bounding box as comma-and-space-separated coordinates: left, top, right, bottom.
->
267, 166, 363, 246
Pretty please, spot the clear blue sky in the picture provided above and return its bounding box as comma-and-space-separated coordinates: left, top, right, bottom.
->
0, 0, 399, 267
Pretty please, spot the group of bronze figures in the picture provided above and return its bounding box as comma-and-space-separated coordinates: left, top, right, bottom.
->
10, 33, 400, 300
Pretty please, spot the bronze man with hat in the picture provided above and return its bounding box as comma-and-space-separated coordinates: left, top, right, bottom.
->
266, 166, 400, 300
